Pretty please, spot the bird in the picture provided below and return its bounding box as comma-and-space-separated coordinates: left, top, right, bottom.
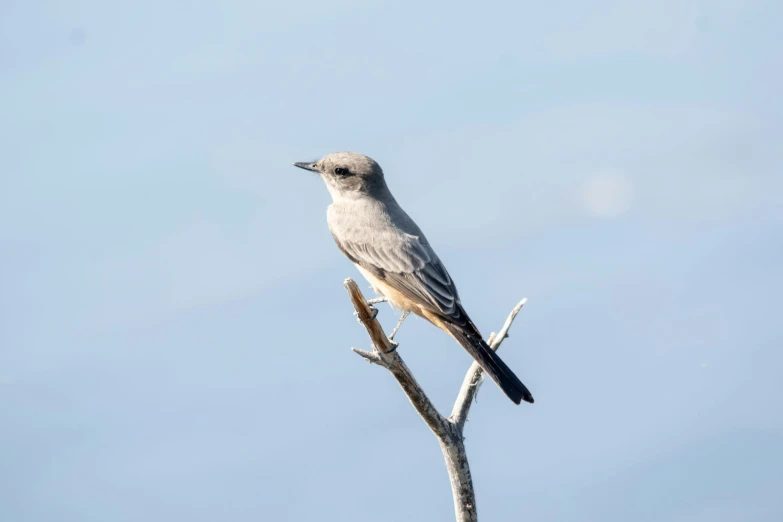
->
293, 152, 533, 405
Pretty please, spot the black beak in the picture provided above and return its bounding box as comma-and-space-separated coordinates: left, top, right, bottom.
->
293, 161, 319, 173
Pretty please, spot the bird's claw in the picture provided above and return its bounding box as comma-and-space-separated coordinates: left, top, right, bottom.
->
354, 306, 379, 321
386, 338, 399, 353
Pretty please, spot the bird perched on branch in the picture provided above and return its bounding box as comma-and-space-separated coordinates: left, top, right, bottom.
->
294, 152, 533, 405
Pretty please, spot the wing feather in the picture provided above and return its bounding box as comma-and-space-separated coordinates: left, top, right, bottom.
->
331, 228, 467, 326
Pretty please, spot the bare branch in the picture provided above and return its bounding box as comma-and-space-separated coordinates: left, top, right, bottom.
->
493, 298, 528, 346
343, 279, 529, 522
450, 298, 527, 431
344, 279, 397, 354
439, 426, 478, 522
344, 279, 449, 438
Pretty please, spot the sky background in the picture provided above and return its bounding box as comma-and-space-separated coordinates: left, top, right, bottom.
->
1, 1, 782, 521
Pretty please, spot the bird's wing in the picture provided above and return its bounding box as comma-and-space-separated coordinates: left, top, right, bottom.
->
331, 228, 470, 327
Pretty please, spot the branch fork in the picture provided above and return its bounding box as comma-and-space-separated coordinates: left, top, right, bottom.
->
343, 278, 528, 522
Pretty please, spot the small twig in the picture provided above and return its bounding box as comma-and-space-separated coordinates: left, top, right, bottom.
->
351, 347, 387, 367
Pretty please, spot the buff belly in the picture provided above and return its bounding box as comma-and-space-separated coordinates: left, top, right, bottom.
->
355, 264, 454, 337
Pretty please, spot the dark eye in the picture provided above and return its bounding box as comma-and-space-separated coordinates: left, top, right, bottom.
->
334, 167, 349, 176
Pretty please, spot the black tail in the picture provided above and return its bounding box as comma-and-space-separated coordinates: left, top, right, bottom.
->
443, 322, 534, 405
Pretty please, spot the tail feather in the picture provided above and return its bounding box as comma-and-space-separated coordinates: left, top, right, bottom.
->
443, 322, 534, 405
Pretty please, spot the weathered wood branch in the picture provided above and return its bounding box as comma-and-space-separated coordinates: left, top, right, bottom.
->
343, 278, 528, 522
346, 279, 449, 438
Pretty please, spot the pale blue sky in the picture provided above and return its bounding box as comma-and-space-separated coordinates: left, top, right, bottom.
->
1, 1, 782, 521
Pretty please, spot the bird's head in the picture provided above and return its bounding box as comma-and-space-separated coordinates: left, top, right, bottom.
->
293, 151, 386, 200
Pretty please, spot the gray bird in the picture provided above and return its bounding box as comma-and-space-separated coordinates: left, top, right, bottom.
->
294, 152, 534, 404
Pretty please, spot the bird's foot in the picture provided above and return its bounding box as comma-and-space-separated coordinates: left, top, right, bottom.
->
356, 306, 379, 322
366, 297, 387, 306
386, 338, 399, 353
